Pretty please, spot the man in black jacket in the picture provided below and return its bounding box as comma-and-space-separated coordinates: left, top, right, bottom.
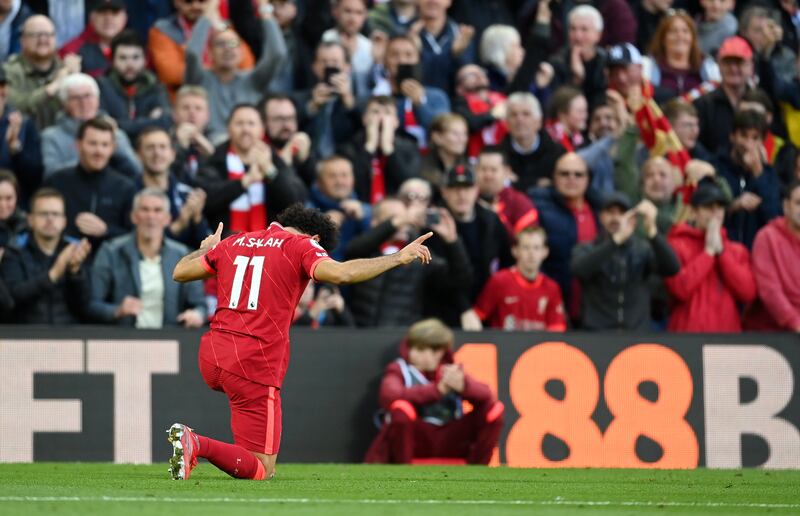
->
0, 187, 91, 324
43, 117, 136, 248
570, 192, 680, 330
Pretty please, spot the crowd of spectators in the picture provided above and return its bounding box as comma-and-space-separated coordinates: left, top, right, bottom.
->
0, 0, 798, 333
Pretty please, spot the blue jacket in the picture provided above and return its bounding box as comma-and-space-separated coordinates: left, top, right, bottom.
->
0, 108, 42, 204
1, 2, 31, 61
394, 88, 451, 148
306, 184, 371, 261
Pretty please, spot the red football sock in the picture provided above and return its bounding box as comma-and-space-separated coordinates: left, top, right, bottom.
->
196, 435, 265, 480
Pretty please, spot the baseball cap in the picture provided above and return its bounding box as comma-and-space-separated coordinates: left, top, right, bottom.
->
443, 164, 475, 187
601, 191, 633, 211
691, 178, 730, 207
91, 0, 126, 12
718, 36, 753, 60
606, 43, 643, 68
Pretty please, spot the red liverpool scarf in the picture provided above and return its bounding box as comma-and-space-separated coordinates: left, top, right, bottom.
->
226, 149, 267, 233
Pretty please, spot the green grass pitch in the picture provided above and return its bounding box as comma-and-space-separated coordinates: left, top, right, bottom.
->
1, 463, 799, 515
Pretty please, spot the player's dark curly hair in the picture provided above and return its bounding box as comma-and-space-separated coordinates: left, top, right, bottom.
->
277, 203, 339, 252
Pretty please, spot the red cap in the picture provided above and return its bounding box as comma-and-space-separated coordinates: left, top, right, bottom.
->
718, 36, 753, 60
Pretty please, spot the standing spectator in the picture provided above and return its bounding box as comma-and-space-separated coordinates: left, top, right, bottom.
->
364, 319, 503, 465
420, 113, 468, 187
184, 12, 287, 140
0, 187, 91, 324
499, 92, 565, 192
306, 155, 371, 261
451, 64, 508, 158
746, 180, 800, 331
26, 0, 84, 48
664, 178, 756, 332
59, 0, 127, 78
474, 145, 538, 241
663, 99, 714, 161
414, 0, 475, 95
545, 85, 588, 152
197, 104, 306, 234
41, 73, 140, 178
88, 188, 206, 328
478, 26, 524, 92
136, 126, 210, 250
368, 0, 418, 37
740, 6, 796, 84
0, 170, 25, 243
321, 0, 374, 98
292, 42, 360, 158
4, 15, 81, 129
337, 95, 420, 204
382, 35, 450, 148
697, 0, 738, 56
97, 30, 172, 143
693, 36, 755, 152
43, 117, 136, 246
0, 68, 43, 204
530, 152, 600, 321
0, 0, 33, 62
715, 109, 783, 248
148, 0, 256, 98
571, 193, 680, 330
261, 94, 315, 188
633, 0, 672, 51
462, 226, 565, 331
171, 85, 215, 185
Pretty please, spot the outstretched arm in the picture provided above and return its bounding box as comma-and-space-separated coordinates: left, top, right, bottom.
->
173, 223, 224, 282
314, 233, 433, 285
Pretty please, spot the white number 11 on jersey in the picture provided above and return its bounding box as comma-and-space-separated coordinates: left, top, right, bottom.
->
229, 255, 265, 310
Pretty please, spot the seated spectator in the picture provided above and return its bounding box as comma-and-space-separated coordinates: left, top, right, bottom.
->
500, 92, 565, 192
148, 0, 256, 98
345, 195, 472, 327
262, 94, 315, 189
745, 180, 800, 331
548, 5, 607, 105
171, 85, 215, 185
530, 152, 600, 321
293, 41, 360, 158
478, 25, 524, 93
451, 64, 507, 158
293, 282, 355, 327
5, 15, 81, 129
88, 188, 206, 328
0, 187, 90, 323
715, 109, 782, 248
474, 145, 538, 241
337, 94, 419, 204
268, 0, 309, 93
642, 11, 719, 103
463, 226, 565, 331
197, 104, 306, 234
364, 318, 503, 465
697, 0, 737, 56
321, 0, 373, 98
136, 126, 210, 250
368, 0, 418, 38
0, 0, 32, 62
382, 35, 450, 148
545, 86, 588, 152
29, 0, 85, 48
43, 117, 136, 246
414, 0, 475, 95
0, 67, 43, 203
307, 155, 371, 260
693, 36, 755, 152
664, 178, 756, 332
59, 0, 127, 78
420, 113, 468, 187
42, 73, 140, 178
97, 30, 172, 143
185, 11, 287, 140
437, 164, 512, 319
0, 170, 25, 244
571, 193, 680, 330
663, 99, 713, 162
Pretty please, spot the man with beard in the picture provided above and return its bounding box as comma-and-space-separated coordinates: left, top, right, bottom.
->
261, 94, 315, 188
452, 64, 508, 158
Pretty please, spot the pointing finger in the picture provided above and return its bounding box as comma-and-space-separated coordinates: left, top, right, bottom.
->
413, 231, 434, 245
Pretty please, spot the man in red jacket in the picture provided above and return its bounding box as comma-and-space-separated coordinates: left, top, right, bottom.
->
746, 180, 800, 331
664, 178, 756, 332
364, 318, 504, 464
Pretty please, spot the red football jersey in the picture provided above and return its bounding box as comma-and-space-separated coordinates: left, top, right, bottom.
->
473, 267, 566, 331
199, 222, 332, 386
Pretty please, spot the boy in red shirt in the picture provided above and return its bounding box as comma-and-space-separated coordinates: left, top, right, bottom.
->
462, 226, 566, 331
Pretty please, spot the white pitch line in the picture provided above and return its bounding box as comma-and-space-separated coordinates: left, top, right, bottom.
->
0, 496, 798, 509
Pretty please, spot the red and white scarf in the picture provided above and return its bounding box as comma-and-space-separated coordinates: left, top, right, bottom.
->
227, 150, 267, 233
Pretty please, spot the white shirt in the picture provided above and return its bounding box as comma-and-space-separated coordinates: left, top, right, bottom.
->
136, 256, 164, 329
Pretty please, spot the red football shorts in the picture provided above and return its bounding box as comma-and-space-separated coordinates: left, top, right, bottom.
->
199, 358, 282, 455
